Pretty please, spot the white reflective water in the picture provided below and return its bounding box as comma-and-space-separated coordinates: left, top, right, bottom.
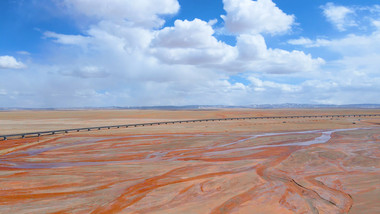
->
205, 128, 364, 156
0, 127, 371, 169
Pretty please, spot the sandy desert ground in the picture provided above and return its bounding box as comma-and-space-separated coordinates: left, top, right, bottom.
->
0, 109, 380, 213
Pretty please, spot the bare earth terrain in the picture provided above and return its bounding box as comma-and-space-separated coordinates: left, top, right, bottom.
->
0, 109, 380, 213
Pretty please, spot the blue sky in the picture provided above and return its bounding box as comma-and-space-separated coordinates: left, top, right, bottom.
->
1, 0, 380, 107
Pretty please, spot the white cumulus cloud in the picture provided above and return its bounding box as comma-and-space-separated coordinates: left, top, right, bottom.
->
222, 0, 294, 35
287, 37, 330, 48
248, 76, 301, 92
322, 3, 356, 31
236, 34, 325, 73
150, 20, 323, 72
153, 19, 220, 48
288, 25, 380, 57
0, 55, 26, 69
151, 19, 237, 66
44, 31, 90, 46
236, 34, 268, 60
3, 0, 361, 107
63, 0, 180, 28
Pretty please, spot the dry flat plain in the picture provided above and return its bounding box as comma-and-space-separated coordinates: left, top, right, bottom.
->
0, 109, 380, 214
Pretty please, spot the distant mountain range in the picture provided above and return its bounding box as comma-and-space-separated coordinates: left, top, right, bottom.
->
1, 104, 380, 111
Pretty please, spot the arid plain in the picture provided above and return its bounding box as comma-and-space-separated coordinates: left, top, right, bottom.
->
1, 109, 380, 213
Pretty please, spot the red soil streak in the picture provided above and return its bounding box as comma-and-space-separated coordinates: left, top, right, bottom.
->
0, 178, 139, 203
279, 188, 298, 211
210, 184, 265, 214
178, 183, 197, 195
305, 173, 353, 213
91, 165, 257, 213
49, 210, 73, 214
0, 137, 61, 155
0, 124, 379, 213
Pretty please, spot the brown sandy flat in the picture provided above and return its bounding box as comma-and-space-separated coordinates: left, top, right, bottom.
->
0, 109, 379, 213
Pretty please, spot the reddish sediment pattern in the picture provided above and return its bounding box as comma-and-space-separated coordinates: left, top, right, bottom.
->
1, 124, 379, 213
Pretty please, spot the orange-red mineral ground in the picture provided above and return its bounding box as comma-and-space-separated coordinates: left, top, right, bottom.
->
0, 109, 380, 213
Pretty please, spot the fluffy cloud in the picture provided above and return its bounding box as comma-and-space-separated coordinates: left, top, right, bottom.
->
236, 34, 325, 73
150, 19, 323, 72
248, 76, 301, 92
7, 0, 377, 108
290, 7, 380, 49
50, 0, 322, 76
258, 49, 324, 74
332, 26, 380, 53
236, 34, 267, 60
0, 55, 25, 69
44, 31, 90, 47
222, 0, 294, 35
284, 16, 380, 104
288, 25, 380, 57
153, 19, 219, 49
322, 3, 356, 31
151, 19, 237, 66
63, 0, 179, 28
287, 37, 330, 48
